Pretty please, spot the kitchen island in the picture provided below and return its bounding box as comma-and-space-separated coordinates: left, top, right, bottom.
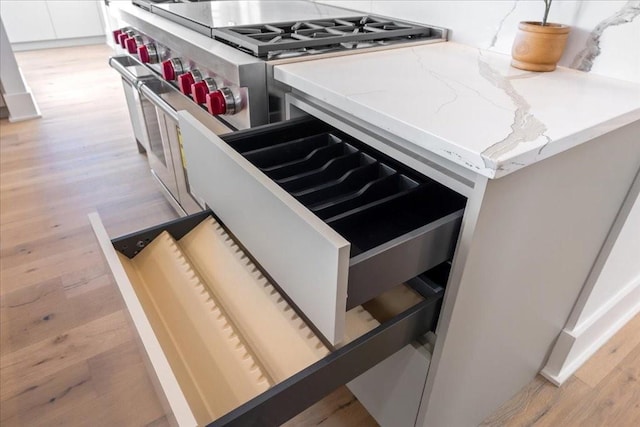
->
100, 1, 640, 425
274, 42, 640, 427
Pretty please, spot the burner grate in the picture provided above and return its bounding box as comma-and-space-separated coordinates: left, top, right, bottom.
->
213, 16, 437, 58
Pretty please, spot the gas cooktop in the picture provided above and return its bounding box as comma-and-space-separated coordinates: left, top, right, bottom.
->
216, 16, 437, 58
141, 0, 446, 59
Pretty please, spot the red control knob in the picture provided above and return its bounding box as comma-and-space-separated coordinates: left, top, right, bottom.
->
125, 37, 138, 54
206, 90, 227, 115
161, 58, 184, 81
118, 33, 129, 48
178, 73, 195, 95
138, 45, 150, 63
113, 29, 123, 44
161, 60, 175, 80
191, 81, 209, 104
138, 44, 159, 64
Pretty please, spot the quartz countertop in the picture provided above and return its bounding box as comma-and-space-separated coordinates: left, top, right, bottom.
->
274, 42, 640, 178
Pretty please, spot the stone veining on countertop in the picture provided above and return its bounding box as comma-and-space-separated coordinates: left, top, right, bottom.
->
571, 1, 640, 72
489, 0, 519, 48
477, 51, 551, 166
409, 48, 511, 115
408, 48, 459, 115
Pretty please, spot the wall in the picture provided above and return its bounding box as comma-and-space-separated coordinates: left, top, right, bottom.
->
317, 1, 640, 83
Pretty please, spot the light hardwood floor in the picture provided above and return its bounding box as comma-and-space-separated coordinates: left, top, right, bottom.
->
1, 44, 638, 427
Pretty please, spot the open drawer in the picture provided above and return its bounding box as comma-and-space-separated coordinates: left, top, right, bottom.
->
179, 113, 466, 344
90, 211, 444, 426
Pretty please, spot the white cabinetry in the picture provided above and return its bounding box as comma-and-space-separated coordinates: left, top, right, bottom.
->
0, 0, 105, 51
0, 1, 56, 43
46, 1, 104, 39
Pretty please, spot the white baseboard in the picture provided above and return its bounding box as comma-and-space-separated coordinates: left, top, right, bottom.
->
541, 277, 640, 385
11, 36, 106, 52
3, 91, 41, 122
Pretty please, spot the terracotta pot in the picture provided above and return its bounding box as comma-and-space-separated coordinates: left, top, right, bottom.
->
511, 21, 570, 72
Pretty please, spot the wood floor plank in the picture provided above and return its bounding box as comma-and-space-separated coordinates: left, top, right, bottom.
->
0, 277, 76, 356
0, 311, 133, 400
87, 341, 166, 426
1, 361, 96, 426
566, 365, 640, 426
574, 313, 640, 388
284, 387, 377, 427
61, 266, 112, 298
479, 375, 591, 427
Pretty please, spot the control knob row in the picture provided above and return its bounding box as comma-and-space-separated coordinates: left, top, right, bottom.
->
114, 28, 158, 63
113, 28, 143, 55
165, 62, 239, 115
116, 30, 134, 49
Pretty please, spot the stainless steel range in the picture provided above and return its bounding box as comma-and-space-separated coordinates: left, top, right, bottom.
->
108, 0, 447, 215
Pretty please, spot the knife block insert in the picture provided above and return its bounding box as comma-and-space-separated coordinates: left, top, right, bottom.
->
116, 215, 424, 424
118, 231, 270, 424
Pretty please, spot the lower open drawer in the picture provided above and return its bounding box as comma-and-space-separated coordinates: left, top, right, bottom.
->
90, 210, 444, 426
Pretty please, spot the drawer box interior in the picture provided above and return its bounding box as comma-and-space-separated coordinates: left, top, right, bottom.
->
179, 112, 465, 345
224, 119, 465, 258
91, 212, 445, 426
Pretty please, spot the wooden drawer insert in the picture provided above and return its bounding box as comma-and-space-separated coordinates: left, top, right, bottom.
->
90, 211, 443, 426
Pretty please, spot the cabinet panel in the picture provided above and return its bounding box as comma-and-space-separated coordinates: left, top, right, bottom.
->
0, 1, 56, 43
46, 0, 104, 39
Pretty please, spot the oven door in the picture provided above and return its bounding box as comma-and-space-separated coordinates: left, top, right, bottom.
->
108, 55, 152, 154
110, 55, 230, 216
138, 81, 189, 215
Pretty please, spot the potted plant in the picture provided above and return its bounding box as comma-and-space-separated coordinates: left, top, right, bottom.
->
511, 0, 570, 72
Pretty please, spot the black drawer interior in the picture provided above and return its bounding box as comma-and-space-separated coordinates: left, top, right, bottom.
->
224, 117, 467, 257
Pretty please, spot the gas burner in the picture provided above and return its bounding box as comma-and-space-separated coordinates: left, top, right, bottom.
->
213, 16, 438, 59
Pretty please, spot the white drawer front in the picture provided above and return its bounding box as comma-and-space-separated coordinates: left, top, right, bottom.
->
179, 111, 350, 345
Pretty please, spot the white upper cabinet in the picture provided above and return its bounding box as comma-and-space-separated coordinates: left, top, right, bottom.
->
0, 0, 104, 44
46, 1, 104, 39
0, 1, 56, 43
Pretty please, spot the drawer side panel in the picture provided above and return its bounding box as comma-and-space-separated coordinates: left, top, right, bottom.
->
88, 213, 197, 427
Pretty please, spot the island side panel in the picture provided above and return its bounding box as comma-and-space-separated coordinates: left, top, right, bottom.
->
418, 120, 640, 427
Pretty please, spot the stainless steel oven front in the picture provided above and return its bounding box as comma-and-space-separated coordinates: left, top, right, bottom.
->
110, 55, 230, 216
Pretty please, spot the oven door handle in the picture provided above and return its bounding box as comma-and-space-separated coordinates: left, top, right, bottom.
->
139, 82, 180, 123
108, 55, 146, 86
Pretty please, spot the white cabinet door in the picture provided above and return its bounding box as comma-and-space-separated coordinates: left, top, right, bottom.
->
0, 1, 56, 43
46, 0, 104, 39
